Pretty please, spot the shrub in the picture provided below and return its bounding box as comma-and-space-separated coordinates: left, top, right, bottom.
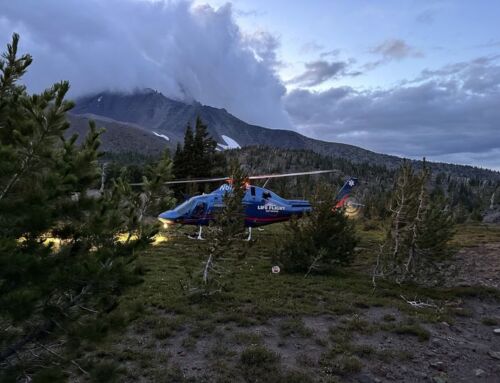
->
481, 317, 498, 326
332, 355, 362, 375
391, 323, 430, 342
279, 318, 313, 338
240, 345, 280, 367
276, 192, 358, 274
89, 361, 121, 383
239, 345, 281, 383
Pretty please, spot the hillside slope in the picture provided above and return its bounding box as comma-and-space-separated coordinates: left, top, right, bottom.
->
67, 114, 168, 155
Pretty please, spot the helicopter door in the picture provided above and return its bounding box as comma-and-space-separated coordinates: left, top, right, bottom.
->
191, 201, 208, 218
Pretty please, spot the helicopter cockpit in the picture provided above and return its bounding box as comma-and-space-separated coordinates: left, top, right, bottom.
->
172, 196, 208, 217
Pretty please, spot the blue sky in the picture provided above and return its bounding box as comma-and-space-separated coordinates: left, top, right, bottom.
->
1, 0, 500, 169
223, 0, 500, 90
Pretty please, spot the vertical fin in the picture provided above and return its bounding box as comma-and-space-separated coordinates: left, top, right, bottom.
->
334, 177, 358, 209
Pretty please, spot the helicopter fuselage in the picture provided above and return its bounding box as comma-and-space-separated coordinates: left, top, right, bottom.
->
159, 183, 311, 227
158, 177, 358, 228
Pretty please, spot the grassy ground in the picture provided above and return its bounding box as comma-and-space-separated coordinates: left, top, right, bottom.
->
20, 222, 500, 382
450, 222, 500, 247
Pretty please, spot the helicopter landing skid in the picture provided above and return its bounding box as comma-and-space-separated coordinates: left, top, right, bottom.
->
188, 226, 204, 240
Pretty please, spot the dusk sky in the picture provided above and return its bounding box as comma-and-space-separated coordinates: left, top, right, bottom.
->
1, 0, 499, 169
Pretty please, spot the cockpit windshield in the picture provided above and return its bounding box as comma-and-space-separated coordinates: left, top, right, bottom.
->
172, 196, 207, 216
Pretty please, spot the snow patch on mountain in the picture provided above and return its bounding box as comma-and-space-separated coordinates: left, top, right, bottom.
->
153, 131, 170, 141
217, 135, 241, 150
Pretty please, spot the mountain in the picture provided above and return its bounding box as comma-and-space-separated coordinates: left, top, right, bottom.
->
70, 89, 399, 163
70, 89, 500, 180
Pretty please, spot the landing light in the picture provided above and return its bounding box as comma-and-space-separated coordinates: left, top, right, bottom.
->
159, 218, 174, 229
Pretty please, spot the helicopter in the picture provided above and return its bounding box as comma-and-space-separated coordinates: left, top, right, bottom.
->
156, 170, 360, 240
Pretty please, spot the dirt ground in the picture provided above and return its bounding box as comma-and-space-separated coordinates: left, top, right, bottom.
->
450, 242, 500, 289
104, 241, 500, 383
112, 302, 500, 383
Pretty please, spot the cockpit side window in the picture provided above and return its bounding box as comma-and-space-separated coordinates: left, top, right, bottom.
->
251, 186, 256, 196
192, 201, 207, 218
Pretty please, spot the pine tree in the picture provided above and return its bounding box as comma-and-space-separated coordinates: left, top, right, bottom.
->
173, 124, 194, 178
184, 159, 247, 296
193, 116, 217, 177
173, 142, 184, 177
113, 150, 175, 240
374, 160, 455, 285
416, 198, 455, 258
183, 123, 195, 174
0, 33, 172, 370
172, 116, 225, 194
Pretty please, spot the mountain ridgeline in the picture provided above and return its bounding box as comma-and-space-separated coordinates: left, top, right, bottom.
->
70, 89, 500, 181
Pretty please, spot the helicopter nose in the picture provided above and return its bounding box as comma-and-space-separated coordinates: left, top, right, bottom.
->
158, 211, 177, 225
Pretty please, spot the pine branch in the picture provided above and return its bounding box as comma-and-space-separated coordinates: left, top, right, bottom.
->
304, 249, 325, 278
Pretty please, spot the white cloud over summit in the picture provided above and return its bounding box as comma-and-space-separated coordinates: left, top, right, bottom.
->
0, 0, 292, 130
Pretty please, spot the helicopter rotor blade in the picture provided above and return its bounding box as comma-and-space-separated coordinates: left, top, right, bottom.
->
248, 169, 339, 180
129, 176, 229, 186
130, 169, 339, 186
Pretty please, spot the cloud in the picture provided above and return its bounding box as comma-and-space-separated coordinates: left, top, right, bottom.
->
416, 9, 436, 25
371, 39, 423, 60
0, 0, 292, 130
242, 30, 282, 69
320, 49, 341, 58
234, 8, 266, 18
287, 59, 360, 87
474, 40, 500, 49
413, 55, 500, 92
299, 41, 324, 54
285, 56, 500, 169
363, 39, 424, 70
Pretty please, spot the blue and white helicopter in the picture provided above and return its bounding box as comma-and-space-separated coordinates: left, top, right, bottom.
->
157, 170, 359, 240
